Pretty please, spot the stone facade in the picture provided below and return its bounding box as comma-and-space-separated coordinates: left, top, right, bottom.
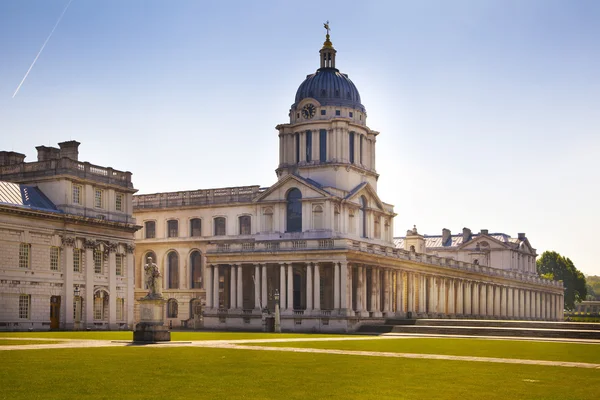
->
0, 141, 139, 331
132, 32, 564, 332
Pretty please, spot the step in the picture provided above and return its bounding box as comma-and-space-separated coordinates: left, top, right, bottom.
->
384, 319, 600, 331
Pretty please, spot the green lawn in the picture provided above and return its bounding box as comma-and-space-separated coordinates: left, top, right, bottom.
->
0, 339, 61, 346
245, 337, 600, 364
1, 346, 598, 400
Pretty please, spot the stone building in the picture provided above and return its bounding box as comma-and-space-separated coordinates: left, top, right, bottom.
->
132, 31, 564, 332
0, 141, 138, 330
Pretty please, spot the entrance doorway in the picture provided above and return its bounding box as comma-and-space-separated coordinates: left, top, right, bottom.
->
50, 296, 61, 329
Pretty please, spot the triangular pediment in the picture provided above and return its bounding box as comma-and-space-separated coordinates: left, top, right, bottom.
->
254, 174, 331, 203
458, 234, 510, 251
344, 182, 386, 211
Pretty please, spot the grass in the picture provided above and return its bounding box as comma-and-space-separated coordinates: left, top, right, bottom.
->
0, 339, 61, 346
1, 346, 599, 400
245, 337, 600, 364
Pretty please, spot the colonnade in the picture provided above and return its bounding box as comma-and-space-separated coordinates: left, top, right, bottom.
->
204, 261, 563, 321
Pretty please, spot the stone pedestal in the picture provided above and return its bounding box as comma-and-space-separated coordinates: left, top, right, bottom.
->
133, 298, 171, 342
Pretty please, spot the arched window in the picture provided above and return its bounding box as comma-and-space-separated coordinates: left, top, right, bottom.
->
190, 218, 202, 237
334, 206, 340, 232
359, 196, 367, 238
167, 251, 179, 289
190, 251, 202, 289
214, 217, 226, 236
263, 207, 273, 232
167, 298, 178, 318
167, 220, 178, 238
313, 205, 323, 230
190, 298, 202, 319
239, 215, 251, 235
286, 188, 302, 232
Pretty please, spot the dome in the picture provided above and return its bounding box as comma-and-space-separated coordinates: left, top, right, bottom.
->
293, 68, 365, 113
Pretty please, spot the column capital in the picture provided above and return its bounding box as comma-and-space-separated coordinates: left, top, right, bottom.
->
61, 235, 76, 247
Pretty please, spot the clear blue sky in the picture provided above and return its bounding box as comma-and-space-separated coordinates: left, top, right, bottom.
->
1, 0, 598, 275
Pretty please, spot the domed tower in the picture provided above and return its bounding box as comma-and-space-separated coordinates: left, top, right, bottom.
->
276, 24, 380, 193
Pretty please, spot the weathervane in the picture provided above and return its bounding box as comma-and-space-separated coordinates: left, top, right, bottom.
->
324, 20, 330, 36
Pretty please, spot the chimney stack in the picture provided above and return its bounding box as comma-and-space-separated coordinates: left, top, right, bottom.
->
442, 228, 451, 246
36, 146, 60, 162
518, 233, 526, 241
0, 151, 26, 166
462, 227, 472, 243
480, 229, 489, 235
58, 140, 80, 161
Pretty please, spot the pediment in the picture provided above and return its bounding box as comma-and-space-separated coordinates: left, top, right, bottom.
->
344, 182, 385, 211
459, 235, 509, 251
254, 174, 331, 203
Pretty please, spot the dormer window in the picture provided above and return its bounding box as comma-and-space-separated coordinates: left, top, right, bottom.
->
335, 89, 340, 97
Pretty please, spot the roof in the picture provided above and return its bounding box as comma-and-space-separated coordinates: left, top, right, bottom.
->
293, 68, 365, 112
0, 181, 59, 213
393, 233, 523, 250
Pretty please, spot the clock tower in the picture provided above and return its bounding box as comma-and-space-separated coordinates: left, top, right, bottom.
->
275, 26, 380, 193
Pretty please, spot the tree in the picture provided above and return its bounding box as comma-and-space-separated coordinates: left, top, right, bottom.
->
536, 251, 587, 311
586, 275, 600, 300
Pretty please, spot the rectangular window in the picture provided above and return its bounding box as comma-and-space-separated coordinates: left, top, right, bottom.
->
239, 215, 251, 235
72, 184, 82, 205
335, 110, 341, 116
115, 193, 124, 212
190, 219, 202, 237
214, 217, 226, 236
94, 249, 103, 274
19, 243, 31, 269
94, 188, 104, 209
319, 129, 327, 162
73, 248, 81, 272
19, 294, 30, 319
167, 220, 179, 238
321, 109, 326, 116
50, 246, 60, 271
145, 221, 156, 239
360, 135, 364, 164
295, 133, 300, 163
349, 132, 355, 164
116, 254, 124, 276
306, 130, 312, 162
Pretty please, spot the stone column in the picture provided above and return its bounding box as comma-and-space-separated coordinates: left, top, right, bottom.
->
314, 263, 321, 311
287, 264, 293, 311
254, 264, 261, 310
261, 264, 268, 310
63, 239, 74, 329
84, 241, 94, 327
456, 280, 464, 316
306, 263, 313, 311
213, 265, 220, 310
447, 279, 454, 316
462, 281, 470, 316
334, 262, 340, 310
126, 245, 134, 328
491, 285, 498, 317
108, 246, 117, 329
230, 265, 237, 310
507, 287, 513, 318
299, 132, 306, 162
205, 264, 213, 308
362, 266, 369, 316
406, 272, 414, 315
471, 282, 479, 316
356, 265, 363, 313
486, 284, 494, 317
383, 269, 390, 313
280, 264, 287, 312
396, 270, 404, 316
340, 262, 349, 313
370, 267, 378, 315
237, 264, 243, 309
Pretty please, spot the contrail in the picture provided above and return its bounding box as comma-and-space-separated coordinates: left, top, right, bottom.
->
12, 0, 74, 98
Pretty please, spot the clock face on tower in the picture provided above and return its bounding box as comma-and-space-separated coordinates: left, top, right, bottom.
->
302, 103, 316, 119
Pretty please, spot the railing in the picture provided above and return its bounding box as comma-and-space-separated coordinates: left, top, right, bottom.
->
0, 158, 133, 188
133, 185, 263, 209
241, 242, 255, 251
293, 310, 304, 316
292, 240, 307, 249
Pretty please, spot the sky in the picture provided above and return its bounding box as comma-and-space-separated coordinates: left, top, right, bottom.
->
1, 0, 598, 275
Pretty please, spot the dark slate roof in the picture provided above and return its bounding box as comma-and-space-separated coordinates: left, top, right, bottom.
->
393, 233, 520, 250
293, 68, 365, 113
0, 181, 60, 213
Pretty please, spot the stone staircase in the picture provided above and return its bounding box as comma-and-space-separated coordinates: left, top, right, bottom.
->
356, 319, 600, 340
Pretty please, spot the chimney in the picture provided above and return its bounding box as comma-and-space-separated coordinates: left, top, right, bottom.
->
480, 229, 489, 235
36, 146, 60, 162
442, 228, 451, 246
462, 227, 472, 243
518, 233, 526, 241
0, 151, 26, 166
58, 140, 80, 161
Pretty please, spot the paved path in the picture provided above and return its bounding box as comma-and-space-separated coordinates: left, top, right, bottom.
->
1, 336, 599, 369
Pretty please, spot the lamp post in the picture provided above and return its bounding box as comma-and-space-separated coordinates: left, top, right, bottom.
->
274, 288, 281, 333
73, 285, 81, 331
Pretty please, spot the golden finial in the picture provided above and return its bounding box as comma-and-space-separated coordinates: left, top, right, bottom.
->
322, 20, 333, 48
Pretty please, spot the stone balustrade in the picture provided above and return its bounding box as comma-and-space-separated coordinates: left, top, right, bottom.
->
133, 185, 263, 209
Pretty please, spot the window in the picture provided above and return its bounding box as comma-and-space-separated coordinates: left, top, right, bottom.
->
116, 298, 124, 321
72, 184, 82, 205
313, 205, 323, 230
94, 249, 103, 274
145, 221, 156, 239
19, 243, 30, 269
190, 251, 202, 289
305, 130, 312, 162
214, 217, 226, 236
263, 207, 273, 232
321, 109, 326, 116
94, 188, 104, 209
296, 113, 300, 119
116, 254, 124, 276
19, 294, 30, 319
335, 110, 341, 116
360, 136, 364, 164
239, 215, 251, 235
93, 292, 107, 320
286, 188, 302, 233
168, 251, 179, 289
319, 129, 327, 162
360, 196, 367, 238
349, 132, 355, 163
50, 246, 60, 271
167, 298, 178, 318
167, 220, 179, 238
190, 218, 202, 237
73, 248, 82, 272
295, 133, 300, 163
115, 193, 124, 212
349, 112, 353, 118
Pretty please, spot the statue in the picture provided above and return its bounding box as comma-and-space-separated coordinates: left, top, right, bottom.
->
324, 20, 330, 35
144, 257, 162, 299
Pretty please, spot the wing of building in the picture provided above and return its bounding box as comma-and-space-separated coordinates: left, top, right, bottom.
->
0, 141, 139, 331
132, 30, 564, 332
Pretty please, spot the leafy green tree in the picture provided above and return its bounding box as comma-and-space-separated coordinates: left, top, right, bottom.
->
536, 251, 587, 310
586, 275, 600, 300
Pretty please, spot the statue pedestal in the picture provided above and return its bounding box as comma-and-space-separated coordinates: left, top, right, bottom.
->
133, 297, 171, 342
